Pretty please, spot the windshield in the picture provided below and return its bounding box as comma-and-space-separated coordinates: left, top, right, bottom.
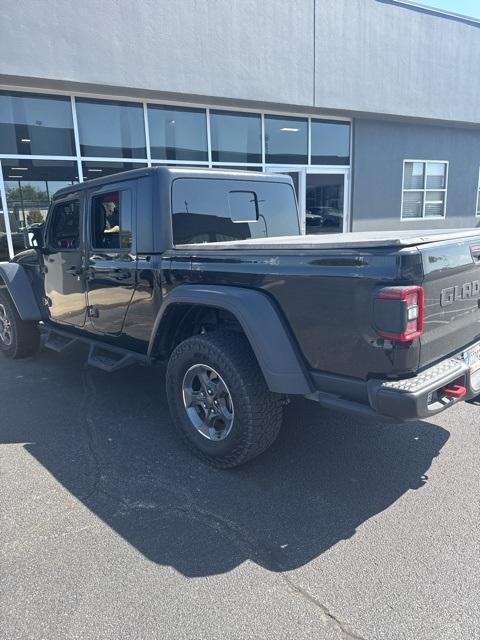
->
171, 177, 299, 245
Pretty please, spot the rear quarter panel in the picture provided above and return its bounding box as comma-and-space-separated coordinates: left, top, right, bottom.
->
182, 248, 423, 379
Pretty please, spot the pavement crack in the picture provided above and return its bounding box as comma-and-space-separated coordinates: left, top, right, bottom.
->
79, 365, 103, 502
115, 498, 366, 639
281, 574, 368, 640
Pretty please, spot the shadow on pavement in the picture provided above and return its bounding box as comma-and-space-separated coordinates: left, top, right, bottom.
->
1, 347, 450, 577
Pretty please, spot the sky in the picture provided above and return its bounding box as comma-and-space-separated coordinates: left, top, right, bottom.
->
417, 0, 480, 19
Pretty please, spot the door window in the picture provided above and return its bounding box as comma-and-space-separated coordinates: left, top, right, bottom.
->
91, 190, 132, 250
49, 199, 81, 250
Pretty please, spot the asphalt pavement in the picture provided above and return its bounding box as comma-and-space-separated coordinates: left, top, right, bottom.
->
1, 345, 479, 640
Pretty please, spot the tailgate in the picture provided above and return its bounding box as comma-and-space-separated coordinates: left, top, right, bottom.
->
419, 237, 480, 368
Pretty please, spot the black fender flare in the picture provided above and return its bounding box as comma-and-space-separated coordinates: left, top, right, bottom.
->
0, 262, 42, 321
149, 284, 313, 395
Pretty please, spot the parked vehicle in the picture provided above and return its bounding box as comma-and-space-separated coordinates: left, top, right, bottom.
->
306, 206, 342, 228
0, 167, 479, 467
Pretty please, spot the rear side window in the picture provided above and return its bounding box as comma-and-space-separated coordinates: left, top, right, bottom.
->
49, 199, 80, 250
171, 178, 299, 245
91, 190, 132, 250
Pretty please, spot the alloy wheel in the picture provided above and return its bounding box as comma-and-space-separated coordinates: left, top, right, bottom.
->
0, 304, 13, 346
182, 364, 234, 441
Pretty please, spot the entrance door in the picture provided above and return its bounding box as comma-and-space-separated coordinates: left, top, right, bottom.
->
266, 167, 349, 234
43, 195, 87, 326
305, 169, 349, 234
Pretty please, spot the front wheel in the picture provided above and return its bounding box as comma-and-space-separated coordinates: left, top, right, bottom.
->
166, 330, 284, 468
0, 289, 40, 359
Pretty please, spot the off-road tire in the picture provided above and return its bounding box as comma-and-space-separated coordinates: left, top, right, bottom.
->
166, 330, 284, 468
0, 288, 40, 359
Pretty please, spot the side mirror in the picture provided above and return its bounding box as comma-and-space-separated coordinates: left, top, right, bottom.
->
22, 222, 46, 252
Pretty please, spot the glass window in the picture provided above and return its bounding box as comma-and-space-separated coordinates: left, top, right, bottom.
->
0, 91, 75, 156
311, 120, 350, 165
210, 111, 262, 163
76, 99, 146, 158
82, 161, 147, 180
401, 161, 448, 219
3, 160, 77, 240
264, 115, 307, 164
148, 105, 207, 161
91, 190, 132, 250
172, 178, 299, 244
404, 162, 425, 189
48, 199, 81, 250
426, 162, 446, 189
306, 174, 345, 234
424, 191, 445, 218
402, 191, 424, 219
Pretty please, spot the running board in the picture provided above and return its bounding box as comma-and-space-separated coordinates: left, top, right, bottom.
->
87, 344, 137, 373
44, 331, 79, 353
42, 326, 149, 372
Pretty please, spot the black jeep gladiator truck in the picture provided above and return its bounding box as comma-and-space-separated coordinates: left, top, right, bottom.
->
0, 167, 479, 467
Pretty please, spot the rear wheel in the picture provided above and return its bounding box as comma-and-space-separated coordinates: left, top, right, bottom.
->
0, 289, 40, 359
166, 330, 284, 468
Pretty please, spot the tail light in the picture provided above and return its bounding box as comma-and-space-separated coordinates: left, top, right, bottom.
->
374, 286, 425, 342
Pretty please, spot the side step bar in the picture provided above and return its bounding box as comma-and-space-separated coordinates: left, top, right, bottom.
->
43, 327, 149, 373
44, 332, 79, 354
87, 343, 138, 373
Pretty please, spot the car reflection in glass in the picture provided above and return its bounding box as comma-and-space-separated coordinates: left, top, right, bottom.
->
306, 207, 342, 229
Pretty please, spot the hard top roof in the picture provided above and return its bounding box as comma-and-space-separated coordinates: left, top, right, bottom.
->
52, 166, 293, 200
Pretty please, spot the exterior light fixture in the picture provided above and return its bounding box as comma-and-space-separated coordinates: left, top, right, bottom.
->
20, 138, 31, 143
87, 168, 103, 172
280, 127, 299, 132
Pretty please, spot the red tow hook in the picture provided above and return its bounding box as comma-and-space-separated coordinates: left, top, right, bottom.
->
442, 384, 467, 399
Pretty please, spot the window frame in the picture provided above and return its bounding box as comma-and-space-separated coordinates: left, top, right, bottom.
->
401, 159, 449, 221
88, 183, 135, 253
46, 196, 82, 252
476, 167, 480, 217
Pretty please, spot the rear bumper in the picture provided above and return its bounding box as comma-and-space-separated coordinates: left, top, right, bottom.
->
308, 354, 479, 422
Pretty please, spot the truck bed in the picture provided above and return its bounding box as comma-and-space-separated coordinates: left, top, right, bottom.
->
179, 228, 480, 251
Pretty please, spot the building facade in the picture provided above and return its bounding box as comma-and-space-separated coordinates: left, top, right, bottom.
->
1, 0, 479, 258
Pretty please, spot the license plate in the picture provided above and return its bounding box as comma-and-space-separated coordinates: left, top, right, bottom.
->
464, 342, 480, 373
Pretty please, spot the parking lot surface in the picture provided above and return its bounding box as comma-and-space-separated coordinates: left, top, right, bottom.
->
1, 346, 479, 640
